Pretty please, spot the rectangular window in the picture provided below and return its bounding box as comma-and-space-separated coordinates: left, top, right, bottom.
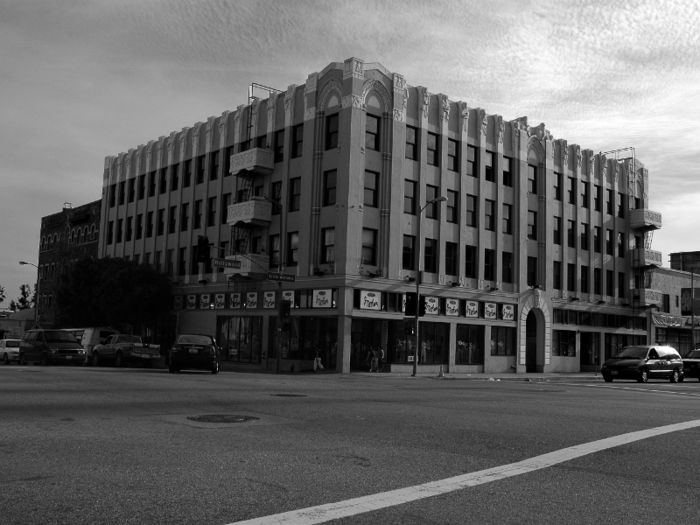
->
594, 185, 601, 211
447, 139, 459, 171
502, 204, 512, 234
567, 263, 576, 292
168, 206, 177, 234
292, 124, 304, 158
527, 256, 537, 287
554, 172, 562, 200
553, 261, 562, 289
484, 151, 494, 182
149, 171, 156, 197
178, 247, 187, 277
108, 185, 116, 208
287, 232, 299, 267
528, 211, 537, 240
467, 146, 476, 177
406, 126, 418, 160
484, 249, 495, 281
136, 214, 143, 240
503, 157, 513, 187
466, 194, 477, 227
274, 130, 285, 163
567, 177, 576, 204
364, 170, 378, 207
362, 228, 378, 266
116, 218, 123, 242
424, 238, 437, 273
427, 132, 439, 166
567, 220, 576, 248
159, 169, 167, 194
256, 135, 267, 150
167, 249, 174, 276
485, 199, 495, 231
618, 272, 626, 298
107, 221, 114, 244
552, 330, 576, 357
325, 113, 339, 150
207, 196, 217, 227
224, 145, 233, 177
446, 190, 458, 224
491, 327, 515, 356
554, 216, 562, 245
606, 269, 614, 297
425, 185, 439, 219
270, 183, 281, 216
183, 161, 192, 188
617, 192, 625, 218
617, 232, 625, 257
196, 155, 205, 184
157, 209, 165, 236
502, 252, 513, 283
404, 180, 416, 215
594, 268, 602, 295
269, 235, 280, 268
180, 203, 189, 232
137, 175, 145, 200
606, 229, 614, 255
210, 150, 219, 180
594, 226, 601, 253
528, 165, 538, 194
445, 242, 458, 276
221, 193, 231, 224
118, 181, 126, 205
128, 179, 135, 202
171, 164, 179, 191
581, 223, 589, 251
323, 170, 337, 206
581, 265, 590, 294
321, 228, 335, 264
606, 189, 614, 215
147, 211, 154, 238
365, 114, 380, 151
402, 235, 415, 270
581, 181, 589, 208
465, 245, 477, 278
193, 200, 202, 229
289, 177, 301, 211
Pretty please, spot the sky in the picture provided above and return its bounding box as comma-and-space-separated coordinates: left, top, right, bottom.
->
1, 0, 699, 305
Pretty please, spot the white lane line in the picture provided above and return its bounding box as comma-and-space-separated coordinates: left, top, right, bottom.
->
575, 383, 700, 397
229, 418, 700, 525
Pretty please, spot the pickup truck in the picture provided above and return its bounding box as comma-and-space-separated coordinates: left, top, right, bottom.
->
91, 334, 161, 368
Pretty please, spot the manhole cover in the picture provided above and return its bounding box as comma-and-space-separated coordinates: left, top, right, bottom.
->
270, 393, 308, 397
187, 414, 259, 424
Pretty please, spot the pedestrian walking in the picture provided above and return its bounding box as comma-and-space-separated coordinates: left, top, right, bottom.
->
314, 347, 325, 372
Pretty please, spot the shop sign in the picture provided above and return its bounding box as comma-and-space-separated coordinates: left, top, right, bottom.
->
230, 293, 241, 309
186, 295, 197, 309
424, 297, 438, 315
401, 293, 406, 313
313, 289, 332, 308
360, 290, 381, 310
246, 292, 258, 309
282, 290, 295, 307
263, 291, 276, 309
484, 302, 497, 319
200, 294, 211, 310
502, 304, 515, 321
214, 294, 225, 309
465, 300, 479, 318
445, 298, 459, 316
652, 314, 683, 327
173, 296, 183, 310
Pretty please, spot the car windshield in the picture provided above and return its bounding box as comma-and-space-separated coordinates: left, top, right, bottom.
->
685, 350, 700, 359
176, 335, 213, 345
5, 340, 20, 347
613, 346, 649, 359
43, 331, 79, 344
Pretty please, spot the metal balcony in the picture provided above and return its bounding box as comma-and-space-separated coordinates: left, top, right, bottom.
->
633, 288, 663, 307
629, 208, 662, 231
227, 198, 272, 227
631, 248, 663, 268
229, 148, 274, 177
223, 253, 269, 279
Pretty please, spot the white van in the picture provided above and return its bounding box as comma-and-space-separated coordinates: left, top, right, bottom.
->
62, 328, 120, 359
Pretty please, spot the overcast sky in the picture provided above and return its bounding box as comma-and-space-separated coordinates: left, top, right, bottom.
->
1, 0, 699, 305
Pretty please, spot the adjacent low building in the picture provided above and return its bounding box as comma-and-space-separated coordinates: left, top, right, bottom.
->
99, 57, 666, 374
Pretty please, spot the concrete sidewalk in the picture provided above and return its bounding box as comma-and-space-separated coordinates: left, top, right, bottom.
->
354, 371, 605, 382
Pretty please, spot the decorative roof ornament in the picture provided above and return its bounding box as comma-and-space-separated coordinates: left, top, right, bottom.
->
460, 101, 469, 132
440, 94, 450, 122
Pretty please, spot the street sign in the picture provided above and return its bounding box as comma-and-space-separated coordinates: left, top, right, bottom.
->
267, 272, 296, 283
213, 258, 241, 269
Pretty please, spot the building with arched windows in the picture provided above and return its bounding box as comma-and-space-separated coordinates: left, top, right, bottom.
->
99, 58, 665, 374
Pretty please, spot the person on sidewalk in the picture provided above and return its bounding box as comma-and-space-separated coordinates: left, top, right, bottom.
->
313, 347, 325, 372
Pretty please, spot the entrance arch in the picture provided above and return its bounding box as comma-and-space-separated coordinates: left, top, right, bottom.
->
519, 291, 551, 372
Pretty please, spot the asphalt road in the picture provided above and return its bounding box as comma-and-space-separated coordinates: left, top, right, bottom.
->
1, 364, 699, 525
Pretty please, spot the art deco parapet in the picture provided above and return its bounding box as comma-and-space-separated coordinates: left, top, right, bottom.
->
229, 148, 274, 177
631, 248, 663, 268
222, 253, 270, 278
633, 288, 663, 307
629, 208, 662, 230
227, 198, 272, 227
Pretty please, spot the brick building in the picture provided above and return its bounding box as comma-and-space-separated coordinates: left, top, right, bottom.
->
99, 57, 665, 374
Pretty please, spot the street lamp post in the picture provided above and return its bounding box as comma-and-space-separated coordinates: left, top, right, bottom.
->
19, 261, 40, 328
412, 196, 448, 377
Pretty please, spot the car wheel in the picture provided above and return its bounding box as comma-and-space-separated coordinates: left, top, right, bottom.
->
637, 368, 649, 383
19, 353, 27, 365
603, 374, 613, 383
114, 352, 124, 368
670, 369, 679, 383
40, 353, 50, 366
212, 361, 219, 375
3, 353, 8, 365
92, 352, 100, 367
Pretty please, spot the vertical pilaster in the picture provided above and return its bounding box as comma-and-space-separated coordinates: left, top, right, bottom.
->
388, 73, 407, 280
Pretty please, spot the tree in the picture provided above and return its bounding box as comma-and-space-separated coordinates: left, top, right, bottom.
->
9, 284, 33, 311
56, 257, 172, 331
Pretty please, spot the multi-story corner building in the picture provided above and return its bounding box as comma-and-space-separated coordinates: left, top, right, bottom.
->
670, 251, 700, 274
38, 200, 101, 327
99, 57, 665, 374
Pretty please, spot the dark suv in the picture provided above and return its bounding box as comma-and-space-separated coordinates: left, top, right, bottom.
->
19, 329, 86, 366
601, 345, 684, 383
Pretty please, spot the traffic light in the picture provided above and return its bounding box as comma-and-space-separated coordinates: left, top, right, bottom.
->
196, 236, 211, 264
404, 292, 417, 316
419, 298, 426, 317
281, 299, 291, 317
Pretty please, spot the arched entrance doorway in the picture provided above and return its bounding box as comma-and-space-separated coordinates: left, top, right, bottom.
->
525, 310, 539, 372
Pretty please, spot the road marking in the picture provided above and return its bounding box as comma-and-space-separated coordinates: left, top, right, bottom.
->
229, 418, 700, 525
573, 383, 700, 397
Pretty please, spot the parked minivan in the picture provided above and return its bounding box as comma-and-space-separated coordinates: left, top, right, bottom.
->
19, 329, 86, 366
62, 327, 119, 362
601, 345, 684, 383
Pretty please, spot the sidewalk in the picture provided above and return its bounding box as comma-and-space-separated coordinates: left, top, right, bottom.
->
354, 371, 605, 382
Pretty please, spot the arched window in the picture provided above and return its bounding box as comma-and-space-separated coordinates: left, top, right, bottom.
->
79, 228, 85, 244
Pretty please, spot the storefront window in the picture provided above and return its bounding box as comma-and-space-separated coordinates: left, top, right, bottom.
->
552, 330, 576, 356
580, 332, 599, 365
456, 325, 484, 364
490, 326, 515, 356
271, 317, 338, 367
217, 316, 263, 363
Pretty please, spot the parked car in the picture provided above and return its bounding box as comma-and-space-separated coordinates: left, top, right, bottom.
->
169, 334, 220, 374
91, 334, 160, 367
682, 349, 700, 382
62, 327, 119, 359
19, 330, 86, 366
1, 339, 21, 364
601, 345, 684, 383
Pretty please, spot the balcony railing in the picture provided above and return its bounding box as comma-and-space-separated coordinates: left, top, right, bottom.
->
631, 248, 663, 268
223, 253, 269, 278
629, 208, 662, 230
227, 198, 272, 227
229, 148, 274, 177
633, 288, 663, 307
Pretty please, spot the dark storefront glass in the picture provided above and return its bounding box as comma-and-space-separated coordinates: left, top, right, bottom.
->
217, 316, 263, 363
579, 332, 600, 365
456, 324, 484, 364
270, 317, 338, 368
655, 328, 691, 356
604, 333, 647, 360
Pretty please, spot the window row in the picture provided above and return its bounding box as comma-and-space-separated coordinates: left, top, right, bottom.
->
552, 309, 647, 331
552, 263, 628, 297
